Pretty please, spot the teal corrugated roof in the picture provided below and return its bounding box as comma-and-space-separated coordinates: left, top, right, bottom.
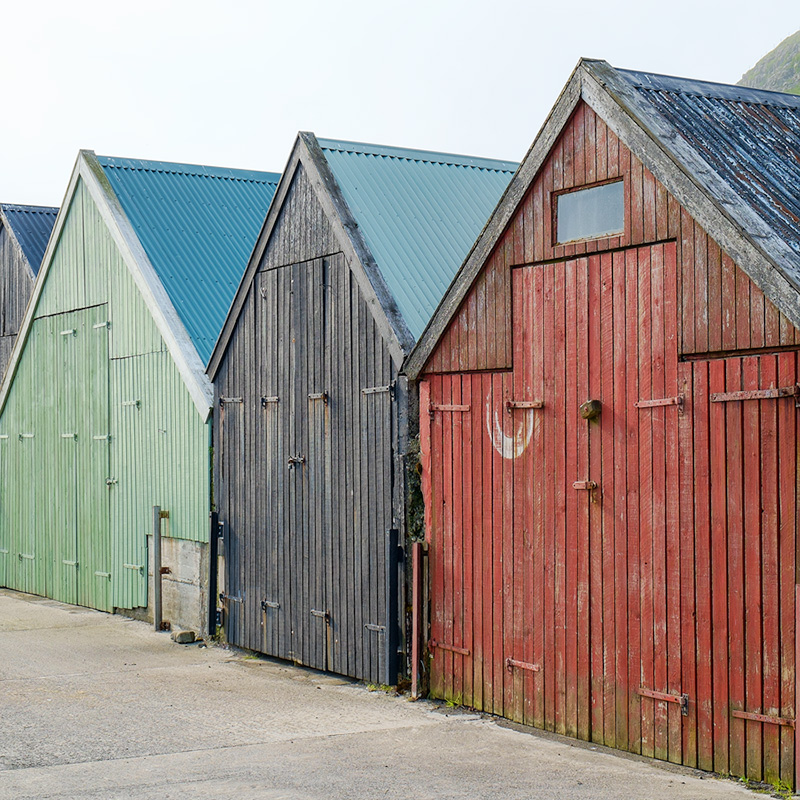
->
318, 139, 517, 340
97, 156, 280, 364
1, 204, 58, 274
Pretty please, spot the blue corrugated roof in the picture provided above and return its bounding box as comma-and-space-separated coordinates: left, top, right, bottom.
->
617, 69, 800, 276
318, 139, 518, 340
1, 204, 58, 274
97, 156, 280, 364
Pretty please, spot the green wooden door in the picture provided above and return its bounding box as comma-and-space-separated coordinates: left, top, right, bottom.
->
48, 307, 112, 611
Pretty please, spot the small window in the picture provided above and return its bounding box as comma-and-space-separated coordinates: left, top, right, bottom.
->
555, 181, 624, 244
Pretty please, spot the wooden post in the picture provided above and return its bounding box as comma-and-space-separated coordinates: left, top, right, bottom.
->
208, 511, 219, 637
411, 540, 422, 699
795, 585, 799, 791
153, 506, 162, 631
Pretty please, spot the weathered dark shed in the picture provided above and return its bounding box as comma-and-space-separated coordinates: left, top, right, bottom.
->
208, 133, 516, 684
0, 204, 58, 375
406, 60, 800, 787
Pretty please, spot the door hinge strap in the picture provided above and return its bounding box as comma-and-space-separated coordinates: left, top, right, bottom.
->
710, 385, 800, 403
93, 321, 111, 329
506, 399, 544, 412
219, 396, 243, 406
19, 433, 34, 439
121, 400, 141, 409
428, 639, 470, 656
19, 553, 35, 560
429, 404, 470, 416
93, 434, 111, 441
365, 623, 386, 632
638, 687, 689, 716
94, 571, 111, 579
572, 480, 597, 490
122, 563, 143, 571
362, 385, 392, 395
308, 392, 328, 403
60, 329, 76, 337
261, 396, 279, 407
261, 599, 280, 610
0, 548, 8, 554
732, 710, 795, 727
635, 394, 684, 412
62, 560, 78, 566
506, 657, 541, 672
61, 433, 77, 440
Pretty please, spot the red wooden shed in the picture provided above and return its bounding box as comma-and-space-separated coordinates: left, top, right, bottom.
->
404, 60, 800, 788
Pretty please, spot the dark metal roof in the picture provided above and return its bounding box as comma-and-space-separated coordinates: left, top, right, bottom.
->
616, 68, 800, 285
318, 139, 517, 340
97, 156, 280, 365
0, 204, 58, 274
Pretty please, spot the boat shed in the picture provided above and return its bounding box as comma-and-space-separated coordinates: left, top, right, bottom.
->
0, 204, 58, 376
208, 133, 516, 684
405, 60, 800, 787
0, 151, 279, 631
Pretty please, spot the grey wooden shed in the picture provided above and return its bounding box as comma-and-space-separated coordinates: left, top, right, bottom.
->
0, 204, 57, 376
207, 133, 516, 683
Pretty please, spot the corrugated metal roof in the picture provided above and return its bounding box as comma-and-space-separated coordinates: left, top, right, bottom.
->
96, 156, 280, 365
617, 68, 800, 275
0, 204, 58, 274
319, 139, 518, 340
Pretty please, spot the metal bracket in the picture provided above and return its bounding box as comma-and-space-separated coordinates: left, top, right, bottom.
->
219, 396, 243, 407
287, 455, 306, 469
572, 480, 597, 490
506, 657, 541, 672
638, 687, 689, 716
710, 385, 800, 406
365, 623, 386, 632
731, 709, 795, 727
310, 609, 330, 622
261, 396, 279, 408
121, 400, 141, 409
123, 563, 144, 573
261, 599, 280, 611
635, 394, 685, 414
428, 403, 470, 418
428, 639, 470, 656
60, 329, 77, 337
308, 392, 328, 404
506, 399, 544, 413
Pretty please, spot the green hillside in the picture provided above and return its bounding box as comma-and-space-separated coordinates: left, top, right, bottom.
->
738, 29, 800, 94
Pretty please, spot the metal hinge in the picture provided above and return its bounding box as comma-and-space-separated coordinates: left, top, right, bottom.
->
62, 559, 78, 567
638, 687, 689, 716
60, 329, 77, 337
121, 400, 141, 409
123, 563, 144, 572
428, 639, 470, 656
94, 571, 111, 579
429, 403, 470, 417
731, 709, 795, 727
506, 399, 544, 413
308, 392, 328, 403
635, 394, 685, 414
261, 396, 279, 408
219, 396, 243, 407
310, 609, 330, 622
365, 623, 386, 632
710, 385, 800, 406
93, 434, 112, 442
61, 433, 78, 440
93, 321, 111, 329
261, 599, 280, 611
506, 657, 541, 672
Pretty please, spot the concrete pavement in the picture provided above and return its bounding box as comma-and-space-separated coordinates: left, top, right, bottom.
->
0, 589, 757, 799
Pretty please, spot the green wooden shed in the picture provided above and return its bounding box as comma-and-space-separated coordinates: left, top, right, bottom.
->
0, 150, 279, 630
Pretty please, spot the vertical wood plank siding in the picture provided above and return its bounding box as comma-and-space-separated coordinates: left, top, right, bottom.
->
215, 164, 402, 683
0, 178, 210, 614
0, 224, 36, 377
421, 99, 800, 786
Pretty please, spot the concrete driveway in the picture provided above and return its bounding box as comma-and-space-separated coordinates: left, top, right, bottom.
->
0, 589, 756, 800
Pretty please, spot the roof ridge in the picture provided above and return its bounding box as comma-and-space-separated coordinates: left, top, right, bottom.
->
617, 67, 800, 108
318, 138, 518, 172
96, 155, 280, 184
0, 203, 59, 214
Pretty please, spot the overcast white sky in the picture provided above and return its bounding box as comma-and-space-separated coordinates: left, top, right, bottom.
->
2, 0, 798, 206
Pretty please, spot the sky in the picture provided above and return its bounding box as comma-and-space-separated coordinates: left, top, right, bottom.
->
2, 0, 798, 207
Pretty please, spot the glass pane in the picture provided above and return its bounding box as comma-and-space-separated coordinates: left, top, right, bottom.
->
556, 181, 624, 244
